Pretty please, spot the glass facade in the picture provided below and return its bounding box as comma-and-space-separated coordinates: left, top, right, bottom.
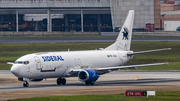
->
0, 0, 180, 32
0, 0, 111, 32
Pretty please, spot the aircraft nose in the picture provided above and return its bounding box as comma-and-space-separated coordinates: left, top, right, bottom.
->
11, 65, 20, 77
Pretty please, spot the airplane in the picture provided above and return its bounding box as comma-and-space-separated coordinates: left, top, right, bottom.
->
8, 10, 171, 87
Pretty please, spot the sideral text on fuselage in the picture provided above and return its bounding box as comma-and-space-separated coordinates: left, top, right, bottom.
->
42, 56, 64, 62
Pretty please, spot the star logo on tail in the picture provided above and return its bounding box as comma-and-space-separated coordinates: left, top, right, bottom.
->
122, 27, 129, 40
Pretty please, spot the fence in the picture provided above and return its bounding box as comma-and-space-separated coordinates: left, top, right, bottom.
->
0, 25, 113, 32
0, 0, 109, 3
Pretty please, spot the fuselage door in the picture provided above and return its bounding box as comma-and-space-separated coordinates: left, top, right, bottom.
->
74, 58, 81, 69
34, 56, 41, 70
118, 53, 123, 65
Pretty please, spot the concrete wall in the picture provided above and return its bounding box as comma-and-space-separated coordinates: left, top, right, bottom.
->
0, 32, 100, 36
110, 0, 154, 29
154, 0, 161, 29
0, 0, 110, 8
164, 21, 180, 31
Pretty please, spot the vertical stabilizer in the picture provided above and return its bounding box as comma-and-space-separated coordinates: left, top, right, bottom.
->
105, 10, 134, 51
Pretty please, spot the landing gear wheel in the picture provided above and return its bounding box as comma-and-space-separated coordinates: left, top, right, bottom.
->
85, 81, 95, 85
57, 78, 62, 85
23, 81, 29, 87
90, 82, 95, 85
61, 78, 66, 85
85, 82, 89, 85
57, 78, 66, 85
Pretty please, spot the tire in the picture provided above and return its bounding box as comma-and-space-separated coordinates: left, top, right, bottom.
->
85, 82, 89, 85
57, 78, 62, 85
90, 82, 95, 85
23, 82, 29, 87
61, 78, 66, 85
85, 81, 95, 85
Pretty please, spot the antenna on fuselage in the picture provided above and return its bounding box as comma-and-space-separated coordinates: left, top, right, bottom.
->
68, 48, 70, 52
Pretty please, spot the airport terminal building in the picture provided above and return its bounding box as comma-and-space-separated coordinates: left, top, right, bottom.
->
0, 0, 179, 32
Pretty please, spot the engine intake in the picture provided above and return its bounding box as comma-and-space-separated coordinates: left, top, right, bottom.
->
78, 69, 99, 82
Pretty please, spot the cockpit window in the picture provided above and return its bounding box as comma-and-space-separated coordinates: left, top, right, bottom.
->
15, 61, 29, 65
15, 61, 23, 64
24, 61, 29, 65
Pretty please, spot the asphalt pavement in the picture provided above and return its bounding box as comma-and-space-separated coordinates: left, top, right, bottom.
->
0, 37, 180, 43
0, 70, 180, 100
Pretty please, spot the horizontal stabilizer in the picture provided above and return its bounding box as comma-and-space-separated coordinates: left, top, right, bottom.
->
96, 63, 168, 71
127, 48, 171, 56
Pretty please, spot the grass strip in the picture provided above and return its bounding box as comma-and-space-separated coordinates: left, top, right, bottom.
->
8, 91, 180, 101
0, 42, 180, 70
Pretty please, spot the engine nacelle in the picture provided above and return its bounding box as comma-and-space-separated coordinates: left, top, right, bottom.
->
78, 69, 99, 82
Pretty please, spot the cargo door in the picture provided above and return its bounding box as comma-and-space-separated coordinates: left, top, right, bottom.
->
41, 54, 56, 72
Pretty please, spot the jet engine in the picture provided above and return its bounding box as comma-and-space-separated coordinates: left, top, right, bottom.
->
78, 69, 99, 82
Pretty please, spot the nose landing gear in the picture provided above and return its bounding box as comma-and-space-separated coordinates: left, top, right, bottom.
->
57, 78, 66, 85
23, 81, 29, 87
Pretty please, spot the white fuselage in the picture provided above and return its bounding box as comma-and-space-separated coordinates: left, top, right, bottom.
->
11, 50, 132, 79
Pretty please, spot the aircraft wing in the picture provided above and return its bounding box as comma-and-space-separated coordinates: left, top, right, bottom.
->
68, 63, 168, 76
95, 63, 168, 71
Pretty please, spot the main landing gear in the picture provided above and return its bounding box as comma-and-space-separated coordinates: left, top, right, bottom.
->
23, 81, 29, 87
57, 78, 66, 85
85, 81, 95, 85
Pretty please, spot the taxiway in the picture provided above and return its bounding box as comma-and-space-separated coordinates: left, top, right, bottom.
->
1, 37, 180, 43
0, 70, 180, 101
